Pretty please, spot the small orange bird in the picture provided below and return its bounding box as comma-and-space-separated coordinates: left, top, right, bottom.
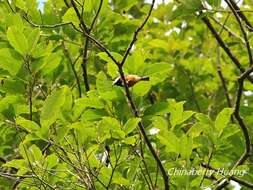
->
113, 74, 150, 87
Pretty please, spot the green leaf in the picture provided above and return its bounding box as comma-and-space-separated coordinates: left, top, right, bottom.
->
143, 62, 172, 84
16, 116, 40, 132
0, 95, 23, 113
29, 145, 43, 162
62, 7, 79, 26
124, 49, 146, 74
123, 118, 141, 134
45, 154, 58, 169
123, 135, 138, 145
119, 0, 139, 11
179, 135, 193, 160
27, 28, 40, 53
40, 86, 67, 128
158, 131, 179, 154
97, 52, 122, 78
148, 39, 168, 50
55, 125, 70, 142
41, 52, 62, 75
112, 172, 130, 186
0, 48, 22, 75
169, 100, 185, 128
5, 14, 24, 30
99, 117, 125, 140
0, 79, 25, 94
144, 102, 170, 116
96, 71, 122, 100
215, 108, 234, 133
168, 100, 195, 129
181, 0, 203, 12
107, 61, 119, 78
97, 52, 122, 64
7, 26, 28, 55
182, 111, 195, 124
75, 96, 104, 109
133, 82, 151, 96
3, 159, 28, 175
96, 72, 112, 93
82, 109, 109, 121
206, 0, 221, 7
15, 0, 27, 11
71, 122, 97, 143
195, 113, 212, 125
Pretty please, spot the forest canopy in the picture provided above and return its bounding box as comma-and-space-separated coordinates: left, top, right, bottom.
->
0, 0, 253, 189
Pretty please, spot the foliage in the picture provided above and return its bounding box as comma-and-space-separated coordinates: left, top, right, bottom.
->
0, 0, 253, 189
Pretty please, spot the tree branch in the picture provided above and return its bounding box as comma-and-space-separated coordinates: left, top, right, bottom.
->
70, 0, 89, 32
120, 0, 155, 66
202, 16, 253, 83
70, 0, 104, 92
226, 0, 253, 31
216, 47, 233, 109
61, 41, 82, 97
225, 0, 253, 66
114, 1, 169, 189
210, 17, 245, 44
90, 0, 103, 31
201, 163, 253, 189
215, 65, 253, 189
24, 14, 72, 28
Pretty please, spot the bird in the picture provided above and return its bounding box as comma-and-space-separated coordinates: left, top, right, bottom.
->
113, 74, 149, 87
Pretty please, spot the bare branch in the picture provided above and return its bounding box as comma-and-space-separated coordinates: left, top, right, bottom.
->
226, 0, 253, 31
211, 17, 245, 43
90, 0, 103, 31
70, 0, 105, 92
120, 0, 155, 66
225, 0, 253, 66
70, 0, 89, 32
202, 16, 253, 83
215, 66, 253, 189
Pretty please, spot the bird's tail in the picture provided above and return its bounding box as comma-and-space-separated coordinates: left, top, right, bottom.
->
140, 76, 150, 81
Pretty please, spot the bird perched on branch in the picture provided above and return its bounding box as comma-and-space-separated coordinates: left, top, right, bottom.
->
113, 74, 150, 87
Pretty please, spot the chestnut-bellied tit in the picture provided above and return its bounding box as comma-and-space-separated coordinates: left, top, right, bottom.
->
113, 74, 150, 87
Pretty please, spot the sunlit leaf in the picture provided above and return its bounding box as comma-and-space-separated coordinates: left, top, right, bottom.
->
7, 26, 28, 55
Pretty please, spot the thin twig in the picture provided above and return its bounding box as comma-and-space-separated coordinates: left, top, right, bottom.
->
70, 0, 89, 32
201, 16, 253, 83
226, 0, 253, 31
139, 165, 153, 190
62, 41, 82, 97
70, 0, 104, 92
233, 67, 252, 167
136, 142, 155, 189
201, 163, 253, 189
225, 0, 253, 66
63, 0, 70, 8
81, 38, 90, 92
24, 14, 72, 28
90, 0, 103, 31
216, 47, 233, 109
211, 17, 245, 44
5, 0, 15, 13
215, 66, 253, 189
120, 0, 154, 66
199, 145, 214, 187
